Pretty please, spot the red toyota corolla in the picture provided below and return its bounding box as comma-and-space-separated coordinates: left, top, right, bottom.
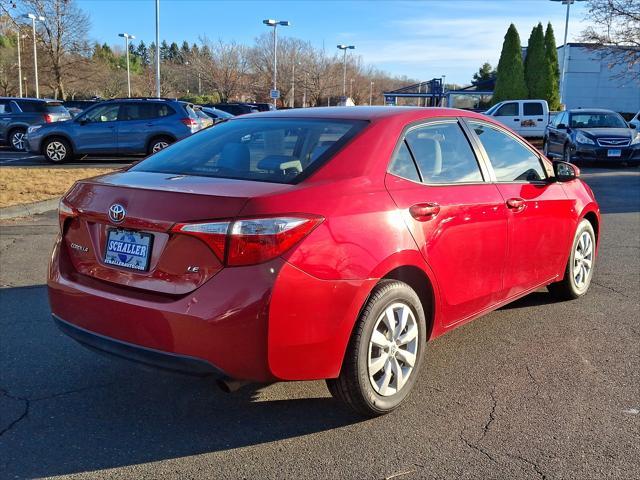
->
49, 107, 600, 416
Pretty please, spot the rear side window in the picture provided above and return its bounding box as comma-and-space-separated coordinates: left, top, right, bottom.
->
0, 101, 13, 113
133, 118, 367, 184
389, 142, 420, 182
120, 103, 175, 120
469, 121, 546, 182
494, 102, 519, 117
404, 122, 483, 184
523, 102, 543, 116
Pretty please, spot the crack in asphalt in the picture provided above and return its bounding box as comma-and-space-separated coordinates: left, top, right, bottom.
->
0, 383, 114, 438
459, 431, 498, 464
0, 388, 30, 438
591, 280, 632, 299
525, 365, 541, 397
505, 452, 547, 480
481, 386, 497, 438
458, 386, 499, 464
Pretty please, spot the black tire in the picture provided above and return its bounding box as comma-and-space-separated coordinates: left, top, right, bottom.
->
326, 280, 427, 417
147, 136, 173, 155
9, 128, 27, 151
548, 218, 596, 300
43, 137, 72, 164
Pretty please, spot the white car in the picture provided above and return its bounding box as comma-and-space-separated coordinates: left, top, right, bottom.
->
484, 99, 549, 138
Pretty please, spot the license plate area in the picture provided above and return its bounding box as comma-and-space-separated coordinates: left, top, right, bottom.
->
608, 149, 622, 157
104, 229, 153, 272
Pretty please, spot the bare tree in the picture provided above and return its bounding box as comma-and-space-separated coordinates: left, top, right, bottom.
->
580, 0, 640, 81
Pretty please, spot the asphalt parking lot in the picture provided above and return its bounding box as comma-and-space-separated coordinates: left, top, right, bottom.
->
1, 166, 639, 479
0, 147, 134, 168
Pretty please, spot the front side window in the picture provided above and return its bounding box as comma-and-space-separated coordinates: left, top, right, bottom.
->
469, 121, 546, 182
81, 104, 120, 123
404, 122, 483, 184
495, 102, 519, 117
133, 118, 367, 184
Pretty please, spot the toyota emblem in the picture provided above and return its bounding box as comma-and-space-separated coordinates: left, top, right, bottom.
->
108, 203, 126, 223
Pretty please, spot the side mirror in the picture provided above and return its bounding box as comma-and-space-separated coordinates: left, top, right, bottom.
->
76, 118, 88, 125
629, 123, 637, 130
556, 123, 567, 129
553, 161, 580, 182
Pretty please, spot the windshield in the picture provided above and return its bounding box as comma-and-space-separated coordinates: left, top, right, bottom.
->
132, 118, 367, 184
484, 104, 499, 115
569, 112, 627, 129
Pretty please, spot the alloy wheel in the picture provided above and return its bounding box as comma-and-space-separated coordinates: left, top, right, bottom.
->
573, 231, 593, 290
152, 141, 169, 153
367, 302, 419, 397
11, 131, 26, 151
46, 141, 67, 162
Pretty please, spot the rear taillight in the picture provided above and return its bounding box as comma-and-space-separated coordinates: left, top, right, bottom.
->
43, 113, 53, 123
172, 215, 323, 266
58, 199, 76, 232
180, 117, 198, 131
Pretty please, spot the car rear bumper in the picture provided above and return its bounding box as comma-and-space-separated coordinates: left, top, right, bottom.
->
48, 235, 373, 382
54, 314, 223, 377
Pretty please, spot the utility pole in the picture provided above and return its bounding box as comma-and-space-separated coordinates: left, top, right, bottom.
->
155, 0, 161, 97
337, 44, 355, 97
25, 13, 44, 98
369, 81, 374, 105
119, 33, 135, 97
16, 26, 22, 98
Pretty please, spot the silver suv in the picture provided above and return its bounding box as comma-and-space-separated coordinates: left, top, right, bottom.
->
0, 97, 71, 151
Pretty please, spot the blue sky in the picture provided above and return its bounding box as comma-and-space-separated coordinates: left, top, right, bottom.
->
77, 0, 591, 85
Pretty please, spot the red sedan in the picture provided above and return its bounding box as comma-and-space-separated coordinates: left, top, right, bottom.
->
49, 107, 600, 416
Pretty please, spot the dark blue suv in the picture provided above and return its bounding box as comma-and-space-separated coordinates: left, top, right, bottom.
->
26, 98, 201, 163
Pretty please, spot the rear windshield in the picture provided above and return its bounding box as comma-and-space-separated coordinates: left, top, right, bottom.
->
133, 118, 367, 184
569, 112, 627, 129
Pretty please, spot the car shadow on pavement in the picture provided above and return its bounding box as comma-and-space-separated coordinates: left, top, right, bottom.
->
497, 290, 566, 311
0, 285, 365, 478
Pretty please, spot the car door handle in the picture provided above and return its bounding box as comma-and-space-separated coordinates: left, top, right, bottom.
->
537, 118, 544, 121
506, 198, 526, 211
145, 123, 154, 127
514, 118, 520, 122
410, 203, 440, 221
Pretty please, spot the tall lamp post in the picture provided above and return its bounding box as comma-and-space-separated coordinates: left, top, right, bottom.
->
263, 19, 290, 108
25, 13, 44, 98
155, 0, 161, 98
16, 26, 23, 98
551, 0, 585, 106
118, 33, 135, 97
337, 44, 355, 97
369, 81, 374, 105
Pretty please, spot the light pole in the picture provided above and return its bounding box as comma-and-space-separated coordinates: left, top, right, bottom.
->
349, 78, 354, 99
291, 61, 298, 108
263, 19, 290, 108
337, 44, 355, 97
155, 0, 161, 98
25, 13, 44, 98
119, 33, 135, 97
369, 81, 374, 105
302, 71, 308, 108
16, 26, 22, 97
551, 0, 585, 106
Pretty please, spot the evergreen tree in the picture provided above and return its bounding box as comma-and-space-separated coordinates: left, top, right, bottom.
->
180, 41, 190, 61
168, 42, 180, 62
136, 41, 149, 66
544, 22, 561, 109
160, 40, 170, 61
472, 62, 496, 83
493, 24, 528, 104
524, 23, 552, 101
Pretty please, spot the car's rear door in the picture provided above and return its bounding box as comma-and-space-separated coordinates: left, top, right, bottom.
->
521, 101, 547, 137
385, 118, 508, 326
117, 102, 160, 153
547, 111, 567, 155
465, 119, 573, 298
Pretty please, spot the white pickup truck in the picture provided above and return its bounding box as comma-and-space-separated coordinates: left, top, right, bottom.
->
483, 99, 549, 138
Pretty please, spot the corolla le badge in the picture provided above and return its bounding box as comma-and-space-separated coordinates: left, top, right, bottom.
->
108, 203, 126, 224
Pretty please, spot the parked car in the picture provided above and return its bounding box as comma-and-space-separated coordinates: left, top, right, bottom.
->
483, 99, 549, 137
207, 102, 259, 116
190, 104, 214, 130
49, 107, 599, 416
201, 106, 234, 124
247, 102, 276, 112
629, 111, 640, 130
63, 99, 101, 117
26, 97, 201, 163
0, 97, 71, 150
543, 108, 640, 164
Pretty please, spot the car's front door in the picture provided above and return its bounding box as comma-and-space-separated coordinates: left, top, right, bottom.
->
385, 119, 509, 326
492, 101, 520, 131
466, 119, 574, 299
72, 103, 120, 153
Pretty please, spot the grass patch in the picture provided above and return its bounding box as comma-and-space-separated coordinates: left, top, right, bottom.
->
0, 167, 116, 208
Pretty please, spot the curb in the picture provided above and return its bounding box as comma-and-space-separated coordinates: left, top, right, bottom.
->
0, 198, 60, 220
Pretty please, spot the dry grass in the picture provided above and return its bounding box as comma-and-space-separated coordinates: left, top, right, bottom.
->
0, 167, 116, 208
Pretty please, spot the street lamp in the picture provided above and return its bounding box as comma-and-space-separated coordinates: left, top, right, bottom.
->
337, 44, 355, 97
25, 13, 45, 98
155, 0, 161, 98
263, 19, 290, 107
369, 81, 374, 105
349, 78, 354, 99
15, 26, 22, 97
118, 33, 135, 97
551, 0, 585, 106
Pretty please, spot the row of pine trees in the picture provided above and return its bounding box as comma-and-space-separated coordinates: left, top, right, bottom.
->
493, 22, 561, 110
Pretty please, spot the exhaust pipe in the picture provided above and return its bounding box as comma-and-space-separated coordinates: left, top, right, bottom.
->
216, 377, 251, 393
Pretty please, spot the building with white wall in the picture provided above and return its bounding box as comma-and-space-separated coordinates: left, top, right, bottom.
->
558, 43, 640, 114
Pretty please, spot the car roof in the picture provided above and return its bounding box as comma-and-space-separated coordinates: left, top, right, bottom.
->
0, 97, 61, 103
567, 108, 618, 114
236, 106, 489, 122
